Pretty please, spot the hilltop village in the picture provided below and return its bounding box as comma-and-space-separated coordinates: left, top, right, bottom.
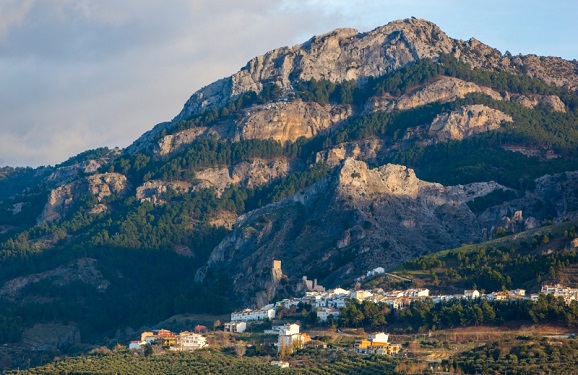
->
128, 261, 578, 366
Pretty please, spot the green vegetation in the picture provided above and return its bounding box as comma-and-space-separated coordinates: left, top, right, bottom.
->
400, 220, 578, 294
455, 337, 578, 375
6, 348, 407, 374
397, 295, 578, 332
338, 295, 578, 333
1, 44, 578, 357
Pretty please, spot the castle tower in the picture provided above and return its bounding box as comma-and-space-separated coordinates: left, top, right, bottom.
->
272, 260, 282, 283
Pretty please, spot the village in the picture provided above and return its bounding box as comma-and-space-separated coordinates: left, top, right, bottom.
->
127, 262, 578, 368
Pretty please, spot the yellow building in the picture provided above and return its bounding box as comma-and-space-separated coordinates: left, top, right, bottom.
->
354, 332, 401, 355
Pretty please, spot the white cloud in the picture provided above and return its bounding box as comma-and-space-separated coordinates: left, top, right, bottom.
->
0, 0, 34, 38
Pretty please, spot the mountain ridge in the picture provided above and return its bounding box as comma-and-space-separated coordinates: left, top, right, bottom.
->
1, 18, 578, 357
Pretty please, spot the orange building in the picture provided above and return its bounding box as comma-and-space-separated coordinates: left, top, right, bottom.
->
354, 332, 401, 355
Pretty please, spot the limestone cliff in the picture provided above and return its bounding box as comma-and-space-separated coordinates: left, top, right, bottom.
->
197, 158, 505, 307
315, 139, 382, 166
235, 101, 352, 143
135, 180, 193, 205
175, 18, 456, 122
38, 173, 129, 224
172, 18, 577, 124
366, 77, 503, 113
511, 94, 566, 112
128, 17, 578, 154
426, 105, 513, 142
194, 158, 291, 195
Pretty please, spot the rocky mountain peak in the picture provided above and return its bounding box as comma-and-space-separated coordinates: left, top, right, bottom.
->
173, 18, 455, 123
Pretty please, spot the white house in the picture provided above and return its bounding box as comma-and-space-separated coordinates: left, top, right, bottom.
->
231, 307, 275, 322
129, 340, 142, 350
368, 332, 389, 344
351, 290, 373, 301
464, 290, 480, 299
366, 267, 385, 278
326, 297, 347, 309
317, 307, 341, 322
175, 332, 207, 351
224, 321, 246, 333
278, 324, 306, 353
331, 287, 350, 296
404, 288, 429, 297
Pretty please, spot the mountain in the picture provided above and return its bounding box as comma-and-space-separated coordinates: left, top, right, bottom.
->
1, 17, 578, 358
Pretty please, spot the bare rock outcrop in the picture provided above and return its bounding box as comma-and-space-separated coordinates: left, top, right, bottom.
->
535, 171, 578, 221
136, 180, 193, 205
236, 101, 351, 143
46, 148, 121, 186
156, 127, 209, 156
38, 173, 129, 224
0, 258, 109, 300
427, 105, 513, 142
366, 77, 503, 113
511, 94, 566, 112
22, 324, 81, 351
128, 18, 578, 153
511, 54, 578, 90
195, 158, 290, 195
315, 139, 382, 166
176, 18, 456, 121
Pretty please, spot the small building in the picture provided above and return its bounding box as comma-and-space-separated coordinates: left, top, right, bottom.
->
354, 332, 401, 355
174, 332, 207, 351
224, 321, 247, 333
366, 267, 385, 278
351, 290, 373, 301
271, 360, 290, 368
140, 331, 154, 342
464, 290, 480, 299
278, 324, 309, 354
317, 307, 341, 322
231, 307, 276, 322
129, 340, 142, 350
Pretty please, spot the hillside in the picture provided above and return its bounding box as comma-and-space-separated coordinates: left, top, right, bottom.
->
382, 219, 578, 296
0, 17, 578, 360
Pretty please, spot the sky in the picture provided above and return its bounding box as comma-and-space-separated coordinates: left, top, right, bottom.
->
1, 0, 577, 167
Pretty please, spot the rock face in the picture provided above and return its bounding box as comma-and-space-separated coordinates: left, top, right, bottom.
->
171, 18, 578, 123
197, 158, 505, 307
155, 127, 209, 156
128, 17, 578, 152
195, 158, 291, 196
175, 19, 456, 121
511, 54, 578, 90
511, 94, 566, 112
366, 77, 503, 113
316, 139, 382, 166
135, 159, 291, 202
0, 258, 109, 300
535, 171, 578, 221
427, 105, 513, 142
136, 180, 193, 205
235, 101, 352, 143
38, 173, 129, 224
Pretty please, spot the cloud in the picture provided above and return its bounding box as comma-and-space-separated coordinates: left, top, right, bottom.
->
0, 0, 34, 38
0, 0, 576, 167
